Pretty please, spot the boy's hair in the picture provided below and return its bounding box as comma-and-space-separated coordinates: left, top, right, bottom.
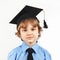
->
15, 18, 43, 38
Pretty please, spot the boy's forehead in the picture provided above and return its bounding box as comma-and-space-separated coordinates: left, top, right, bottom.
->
19, 22, 38, 29
20, 24, 38, 29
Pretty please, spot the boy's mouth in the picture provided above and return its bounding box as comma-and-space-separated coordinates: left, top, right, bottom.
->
26, 36, 33, 39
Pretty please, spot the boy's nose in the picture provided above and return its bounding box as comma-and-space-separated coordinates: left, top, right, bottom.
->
27, 30, 32, 33
26, 33, 33, 38
27, 30, 33, 35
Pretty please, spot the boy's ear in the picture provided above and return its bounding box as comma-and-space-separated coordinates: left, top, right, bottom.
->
38, 33, 41, 37
15, 32, 21, 38
18, 33, 21, 38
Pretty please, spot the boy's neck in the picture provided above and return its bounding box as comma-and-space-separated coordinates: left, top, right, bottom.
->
26, 42, 36, 48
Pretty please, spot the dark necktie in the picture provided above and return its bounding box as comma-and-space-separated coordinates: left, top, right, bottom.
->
26, 48, 35, 60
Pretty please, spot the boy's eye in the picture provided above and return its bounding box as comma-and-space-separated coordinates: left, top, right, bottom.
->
23, 29, 27, 32
31, 28, 36, 31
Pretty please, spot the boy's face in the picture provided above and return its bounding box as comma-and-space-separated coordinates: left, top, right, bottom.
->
19, 23, 39, 47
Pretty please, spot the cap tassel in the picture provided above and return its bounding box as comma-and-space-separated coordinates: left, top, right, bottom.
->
43, 20, 48, 28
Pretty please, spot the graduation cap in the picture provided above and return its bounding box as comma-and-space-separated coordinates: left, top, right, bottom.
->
9, 5, 48, 29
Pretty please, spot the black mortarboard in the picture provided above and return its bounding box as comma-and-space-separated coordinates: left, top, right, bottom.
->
9, 5, 48, 28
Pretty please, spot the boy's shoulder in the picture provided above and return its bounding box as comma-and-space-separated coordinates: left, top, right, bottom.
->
38, 46, 49, 53
38, 45, 51, 60
8, 45, 22, 58
10, 45, 22, 52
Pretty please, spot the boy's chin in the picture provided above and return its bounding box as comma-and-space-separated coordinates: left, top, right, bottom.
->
28, 39, 36, 43
27, 41, 32, 44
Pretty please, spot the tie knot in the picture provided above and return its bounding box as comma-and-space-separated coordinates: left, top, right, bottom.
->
26, 48, 35, 54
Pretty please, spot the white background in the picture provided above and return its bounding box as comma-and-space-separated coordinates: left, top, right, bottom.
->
0, 0, 60, 60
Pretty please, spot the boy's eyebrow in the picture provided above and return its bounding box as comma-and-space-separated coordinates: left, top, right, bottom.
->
32, 25, 38, 28
20, 26, 36, 29
20, 26, 27, 29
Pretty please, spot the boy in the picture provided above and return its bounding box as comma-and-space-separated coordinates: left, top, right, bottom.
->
8, 5, 51, 60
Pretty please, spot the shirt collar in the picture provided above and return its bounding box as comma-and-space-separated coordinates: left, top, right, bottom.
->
21, 42, 29, 53
32, 43, 39, 53
21, 42, 39, 53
